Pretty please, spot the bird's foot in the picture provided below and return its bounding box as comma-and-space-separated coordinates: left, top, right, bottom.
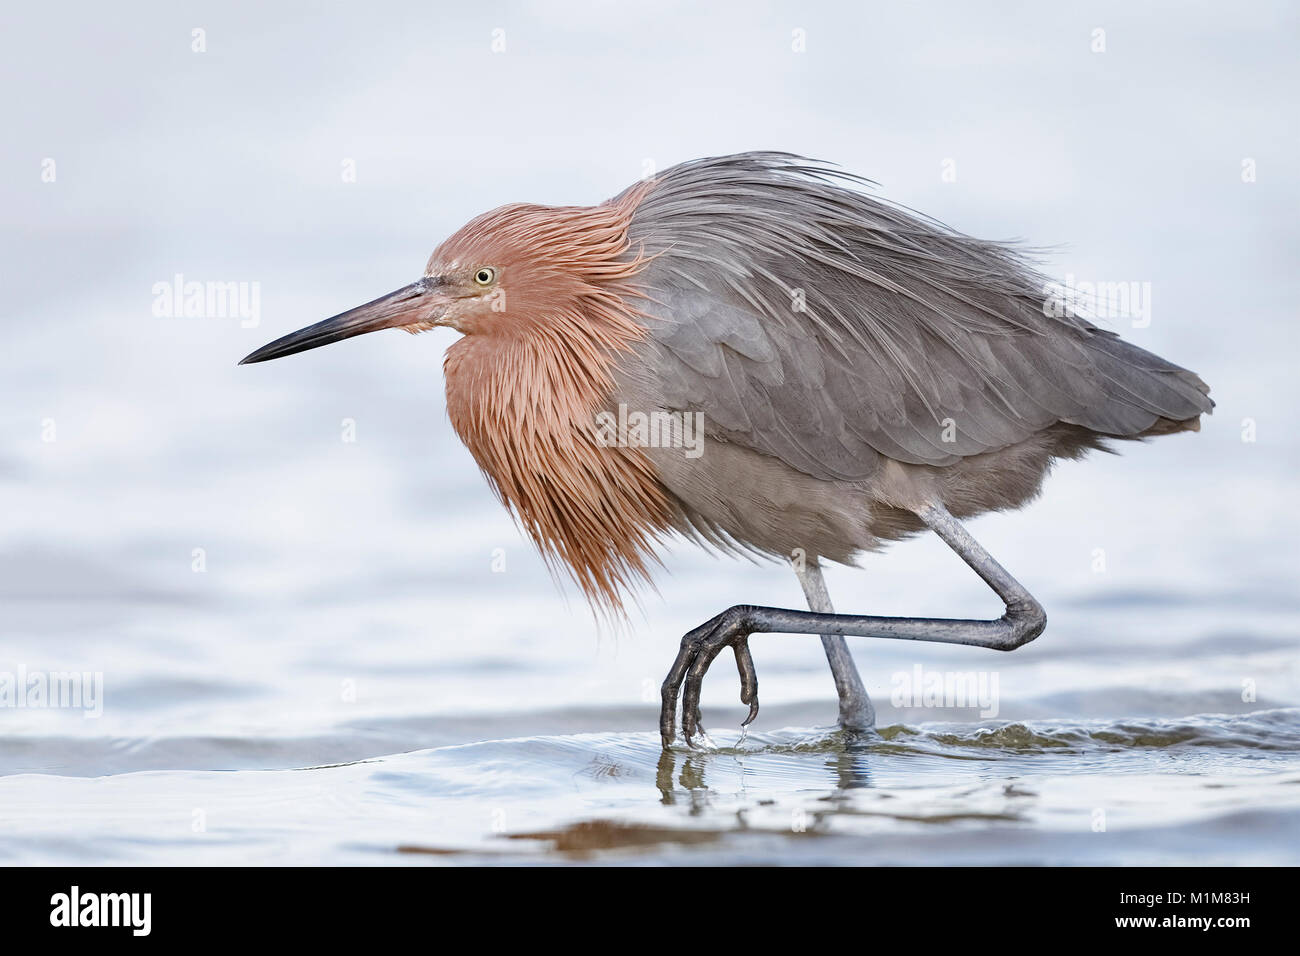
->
659, 606, 759, 749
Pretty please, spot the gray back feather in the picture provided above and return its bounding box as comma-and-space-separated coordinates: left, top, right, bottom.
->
618, 152, 1211, 480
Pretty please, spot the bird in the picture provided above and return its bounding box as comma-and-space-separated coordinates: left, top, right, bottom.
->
240, 152, 1213, 749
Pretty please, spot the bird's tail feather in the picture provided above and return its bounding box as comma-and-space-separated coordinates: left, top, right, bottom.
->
1070, 332, 1212, 438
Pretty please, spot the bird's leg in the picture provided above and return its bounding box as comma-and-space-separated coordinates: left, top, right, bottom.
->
793, 560, 875, 732
659, 502, 1046, 748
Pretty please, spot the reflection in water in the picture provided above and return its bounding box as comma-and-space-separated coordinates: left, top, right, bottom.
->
566, 710, 1300, 862
656, 727, 879, 807
507, 820, 725, 855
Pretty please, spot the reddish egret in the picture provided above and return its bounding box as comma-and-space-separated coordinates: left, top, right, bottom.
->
241, 153, 1212, 748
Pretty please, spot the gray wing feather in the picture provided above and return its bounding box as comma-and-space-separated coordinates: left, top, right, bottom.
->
622, 153, 1212, 480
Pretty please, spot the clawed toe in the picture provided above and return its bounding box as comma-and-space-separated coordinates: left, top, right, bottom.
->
658, 607, 759, 749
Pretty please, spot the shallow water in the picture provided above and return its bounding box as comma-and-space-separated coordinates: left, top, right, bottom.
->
3, 564, 1299, 867
3, 1, 1298, 865
11, 467, 1297, 865
5, 709, 1300, 865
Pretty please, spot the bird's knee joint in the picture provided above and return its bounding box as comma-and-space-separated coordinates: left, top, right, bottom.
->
719, 604, 753, 634
1000, 599, 1046, 649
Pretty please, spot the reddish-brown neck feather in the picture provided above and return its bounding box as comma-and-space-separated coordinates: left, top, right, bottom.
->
441, 185, 673, 616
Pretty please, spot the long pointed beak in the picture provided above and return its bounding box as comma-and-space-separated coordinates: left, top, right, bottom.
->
238, 278, 445, 365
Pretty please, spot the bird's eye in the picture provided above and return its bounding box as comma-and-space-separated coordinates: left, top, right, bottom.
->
473, 267, 496, 286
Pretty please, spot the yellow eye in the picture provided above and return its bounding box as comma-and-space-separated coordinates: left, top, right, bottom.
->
473, 267, 496, 286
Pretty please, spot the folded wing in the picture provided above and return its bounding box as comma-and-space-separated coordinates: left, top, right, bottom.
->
622, 152, 1211, 481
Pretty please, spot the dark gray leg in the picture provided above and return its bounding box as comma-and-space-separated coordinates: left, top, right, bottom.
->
793, 560, 875, 732
659, 502, 1046, 748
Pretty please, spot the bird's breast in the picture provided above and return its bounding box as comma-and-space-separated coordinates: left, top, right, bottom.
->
442, 333, 674, 612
